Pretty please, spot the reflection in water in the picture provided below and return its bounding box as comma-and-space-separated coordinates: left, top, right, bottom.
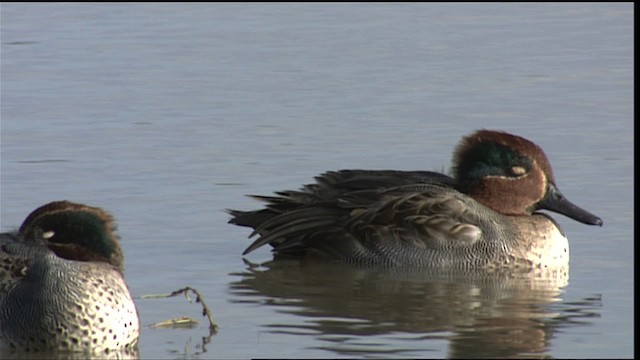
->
157, 330, 215, 360
229, 258, 601, 358
144, 325, 215, 359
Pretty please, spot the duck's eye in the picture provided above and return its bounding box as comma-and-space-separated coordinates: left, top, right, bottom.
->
510, 166, 527, 176
42, 230, 55, 239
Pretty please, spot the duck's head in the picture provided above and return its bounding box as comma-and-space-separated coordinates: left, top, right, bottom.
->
18, 201, 125, 272
452, 129, 603, 226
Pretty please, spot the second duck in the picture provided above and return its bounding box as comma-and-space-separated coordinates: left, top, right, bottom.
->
228, 130, 602, 269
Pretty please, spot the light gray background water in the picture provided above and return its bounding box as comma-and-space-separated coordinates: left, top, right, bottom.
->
1, 3, 633, 359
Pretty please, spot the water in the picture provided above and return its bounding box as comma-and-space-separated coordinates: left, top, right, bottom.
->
1, 3, 633, 358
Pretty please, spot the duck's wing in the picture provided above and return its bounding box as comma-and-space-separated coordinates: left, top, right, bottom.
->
236, 173, 487, 263
342, 184, 484, 251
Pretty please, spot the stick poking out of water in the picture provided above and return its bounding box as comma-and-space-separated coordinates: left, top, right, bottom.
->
142, 286, 219, 333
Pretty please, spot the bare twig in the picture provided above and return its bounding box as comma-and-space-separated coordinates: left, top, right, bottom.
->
142, 286, 218, 333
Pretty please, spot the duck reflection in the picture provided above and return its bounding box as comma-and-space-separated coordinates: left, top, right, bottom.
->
229, 258, 600, 358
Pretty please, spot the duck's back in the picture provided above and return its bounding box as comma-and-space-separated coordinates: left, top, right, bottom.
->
230, 169, 455, 226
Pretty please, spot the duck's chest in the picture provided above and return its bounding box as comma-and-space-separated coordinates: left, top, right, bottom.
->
1, 261, 140, 353
510, 215, 570, 269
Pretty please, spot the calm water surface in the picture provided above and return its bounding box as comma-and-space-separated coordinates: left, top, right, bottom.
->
1, 3, 633, 359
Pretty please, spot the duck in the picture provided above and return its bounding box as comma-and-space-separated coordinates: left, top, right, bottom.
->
0, 201, 140, 355
228, 129, 603, 269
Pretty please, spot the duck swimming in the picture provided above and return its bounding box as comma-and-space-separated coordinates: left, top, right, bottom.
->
228, 130, 603, 269
0, 201, 140, 354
